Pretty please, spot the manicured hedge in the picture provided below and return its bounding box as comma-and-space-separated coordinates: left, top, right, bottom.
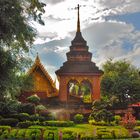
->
45, 121, 75, 127
25, 129, 42, 140
17, 121, 32, 128
0, 118, 19, 127
62, 130, 77, 140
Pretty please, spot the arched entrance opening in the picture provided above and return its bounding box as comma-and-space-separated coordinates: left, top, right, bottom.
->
80, 80, 92, 103
67, 80, 80, 97
67, 79, 92, 103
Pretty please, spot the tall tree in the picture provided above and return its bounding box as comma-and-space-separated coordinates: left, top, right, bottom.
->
0, 0, 45, 100
101, 59, 140, 106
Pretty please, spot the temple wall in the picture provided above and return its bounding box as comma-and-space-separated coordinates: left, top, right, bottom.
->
32, 69, 55, 96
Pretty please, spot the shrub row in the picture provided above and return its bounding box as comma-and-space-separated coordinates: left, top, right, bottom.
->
0, 128, 42, 140
0, 118, 19, 127
0, 126, 131, 139
45, 121, 75, 127
17, 120, 75, 128
9, 113, 45, 122
89, 120, 116, 126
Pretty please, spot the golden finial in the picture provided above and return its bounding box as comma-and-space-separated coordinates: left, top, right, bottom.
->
35, 52, 40, 64
77, 4, 80, 32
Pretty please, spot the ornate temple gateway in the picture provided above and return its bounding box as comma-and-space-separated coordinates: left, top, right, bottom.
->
55, 5, 103, 104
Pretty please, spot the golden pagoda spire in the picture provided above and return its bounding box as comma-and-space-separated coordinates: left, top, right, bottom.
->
77, 4, 81, 32
35, 52, 41, 64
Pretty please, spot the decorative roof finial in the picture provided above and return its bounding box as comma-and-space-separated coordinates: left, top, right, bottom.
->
77, 4, 80, 32
35, 52, 40, 64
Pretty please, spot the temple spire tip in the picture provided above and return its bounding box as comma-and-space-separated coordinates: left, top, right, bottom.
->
77, 4, 81, 32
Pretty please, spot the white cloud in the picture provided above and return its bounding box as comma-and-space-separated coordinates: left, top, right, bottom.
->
31, 0, 140, 76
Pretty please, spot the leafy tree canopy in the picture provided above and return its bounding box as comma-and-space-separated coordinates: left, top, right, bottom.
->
101, 59, 140, 106
0, 0, 45, 100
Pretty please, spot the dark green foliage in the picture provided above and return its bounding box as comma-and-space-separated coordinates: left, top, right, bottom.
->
74, 114, 84, 124
10, 113, 30, 122
101, 59, 140, 106
30, 114, 45, 122
0, 0, 45, 46
18, 103, 35, 115
17, 121, 32, 128
0, 100, 21, 115
0, 0, 45, 101
0, 118, 19, 127
91, 97, 114, 123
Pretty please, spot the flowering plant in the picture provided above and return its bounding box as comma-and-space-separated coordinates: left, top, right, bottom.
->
121, 112, 136, 129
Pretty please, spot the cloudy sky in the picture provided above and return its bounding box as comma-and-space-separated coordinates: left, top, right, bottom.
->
30, 0, 140, 81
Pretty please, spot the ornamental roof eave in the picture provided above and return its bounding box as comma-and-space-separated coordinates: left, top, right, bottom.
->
28, 55, 57, 89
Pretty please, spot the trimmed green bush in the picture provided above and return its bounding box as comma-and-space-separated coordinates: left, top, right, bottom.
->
114, 115, 121, 125
0, 129, 9, 139
10, 113, 30, 121
36, 104, 46, 113
16, 129, 26, 139
30, 114, 45, 122
17, 121, 32, 128
43, 129, 58, 140
9, 129, 18, 139
27, 94, 40, 104
74, 114, 84, 124
0, 118, 19, 127
45, 121, 75, 127
19, 103, 35, 115
63, 130, 76, 140
25, 129, 41, 140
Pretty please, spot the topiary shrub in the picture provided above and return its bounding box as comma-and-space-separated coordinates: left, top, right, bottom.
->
30, 114, 45, 122
36, 105, 46, 113
17, 121, 32, 128
0, 129, 9, 139
18, 103, 35, 115
25, 129, 41, 140
114, 115, 121, 125
0, 118, 19, 127
10, 113, 30, 121
27, 94, 40, 104
62, 130, 76, 140
16, 129, 26, 139
74, 114, 84, 124
9, 129, 19, 139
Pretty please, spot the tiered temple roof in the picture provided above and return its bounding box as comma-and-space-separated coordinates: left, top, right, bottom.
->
56, 5, 103, 75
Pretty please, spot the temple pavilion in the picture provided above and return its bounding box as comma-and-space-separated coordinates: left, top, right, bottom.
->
55, 4, 103, 104
20, 5, 103, 119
